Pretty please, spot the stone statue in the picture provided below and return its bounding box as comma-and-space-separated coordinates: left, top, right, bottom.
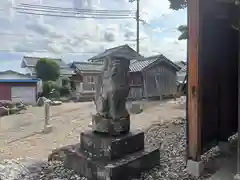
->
92, 56, 130, 135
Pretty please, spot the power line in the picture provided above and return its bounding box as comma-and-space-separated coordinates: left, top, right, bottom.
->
14, 6, 134, 17
19, 3, 135, 13
13, 3, 135, 19
16, 11, 134, 19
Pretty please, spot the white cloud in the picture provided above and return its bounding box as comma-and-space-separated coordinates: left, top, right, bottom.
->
0, 0, 187, 62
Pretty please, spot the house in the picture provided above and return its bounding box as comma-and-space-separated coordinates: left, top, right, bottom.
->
88, 44, 143, 63
69, 61, 103, 101
0, 70, 31, 79
175, 61, 187, 84
128, 54, 181, 100
175, 61, 187, 95
0, 71, 41, 104
70, 54, 180, 101
21, 56, 74, 86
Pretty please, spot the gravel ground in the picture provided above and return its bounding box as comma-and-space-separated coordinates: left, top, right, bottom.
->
0, 116, 236, 180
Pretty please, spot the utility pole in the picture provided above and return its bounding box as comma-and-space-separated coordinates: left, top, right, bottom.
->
136, 0, 140, 54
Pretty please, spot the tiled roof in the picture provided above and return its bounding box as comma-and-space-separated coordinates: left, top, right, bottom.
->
130, 55, 180, 72
22, 56, 74, 75
130, 58, 157, 72
88, 44, 142, 61
60, 68, 74, 75
175, 61, 187, 72
72, 62, 103, 72
22, 56, 69, 68
0, 70, 28, 76
29, 67, 74, 75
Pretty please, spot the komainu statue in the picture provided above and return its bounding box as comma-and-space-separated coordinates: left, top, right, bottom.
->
92, 56, 130, 135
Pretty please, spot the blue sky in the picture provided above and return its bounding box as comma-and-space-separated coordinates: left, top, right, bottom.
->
0, 0, 187, 73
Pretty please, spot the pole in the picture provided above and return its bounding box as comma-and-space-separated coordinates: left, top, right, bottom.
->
136, 0, 140, 54
42, 100, 52, 133
44, 101, 50, 128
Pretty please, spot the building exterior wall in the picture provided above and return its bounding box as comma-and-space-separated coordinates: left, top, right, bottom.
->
0, 82, 37, 102
0, 84, 11, 101
73, 72, 100, 101
128, 72, 144, 100
143, 62, 177, 98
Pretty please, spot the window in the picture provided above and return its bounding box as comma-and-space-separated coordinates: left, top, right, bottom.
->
86, 76, 94, 83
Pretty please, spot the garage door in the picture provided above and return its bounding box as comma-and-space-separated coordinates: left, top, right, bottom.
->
11, 86, 36, 104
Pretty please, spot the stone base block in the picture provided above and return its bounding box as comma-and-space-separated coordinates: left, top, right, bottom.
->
80, 130, 144, 162
91, 114, 130, 135
187, 160, 204, 177
58, 144, 159, 180
41, 125, 53, 134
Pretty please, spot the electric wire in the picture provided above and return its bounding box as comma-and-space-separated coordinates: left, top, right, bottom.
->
13, 2, 136, 19
16, 11, 134, 19
14, 7, 135, 17
19, 3, 135, 14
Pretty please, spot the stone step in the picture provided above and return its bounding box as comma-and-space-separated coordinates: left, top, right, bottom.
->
62, 144, 160, 180
80, 130, 145, 162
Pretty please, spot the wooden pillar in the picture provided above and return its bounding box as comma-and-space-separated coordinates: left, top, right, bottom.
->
187, 0, 202, 162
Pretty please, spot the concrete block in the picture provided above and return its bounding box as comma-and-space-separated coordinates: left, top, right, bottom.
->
80, 130, 144, 162
187, 160, 204, 177
128, 103, 143, 114
60, 144, 160, 180
41, 125, 53, 134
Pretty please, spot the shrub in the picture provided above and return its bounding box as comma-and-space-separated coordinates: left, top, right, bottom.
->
60, 86, 71, 97
42, 81, 60, 98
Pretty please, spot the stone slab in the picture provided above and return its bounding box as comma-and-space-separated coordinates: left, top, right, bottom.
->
60, 144, 160, 180
91, 114, 130, 135
80, 130, 144, 162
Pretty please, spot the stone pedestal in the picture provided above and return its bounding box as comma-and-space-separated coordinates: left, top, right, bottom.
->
91, 114, 130, 135
49, 129, 160, 180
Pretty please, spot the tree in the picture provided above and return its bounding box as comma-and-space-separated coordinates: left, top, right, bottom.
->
168, 0, 187, 10
177, 25, 188, 40
36, 58, 60, 81
168, 0, 188, 40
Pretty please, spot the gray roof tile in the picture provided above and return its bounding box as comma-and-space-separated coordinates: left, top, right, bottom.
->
130, 58, 157, 72
88, 44, 142, 61
73, 62, 103, 72
130, 55, 180, 72
22, 56, 69, 68
22, 57, 73, 75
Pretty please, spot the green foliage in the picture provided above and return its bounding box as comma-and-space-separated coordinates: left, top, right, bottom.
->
70, 80, 76, 91
168, 0, 188, 40
60, 86, 71, 97
168, 0, 187, 10
177, 25, 188, 40
62, 77, 70, 86
36, 58, 60, 81
42, 81, 60, 98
